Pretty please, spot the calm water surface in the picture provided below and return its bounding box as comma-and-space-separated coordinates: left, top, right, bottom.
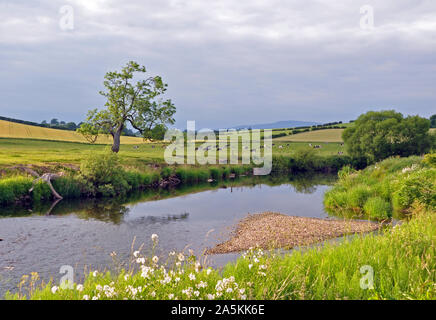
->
0, 176, 335, 296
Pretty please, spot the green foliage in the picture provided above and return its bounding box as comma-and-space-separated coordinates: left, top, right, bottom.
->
430, 114, 436, 128
343, 110, 432, 163
363, 197, 391, 219
80, 151, 130, 197
160, 167, 173, 179
52, 176, 82, 199
348, 185, 372, 208
423, 153, 436, 167
209, 167, 221, 180
0, 176, 33, 204
325, 155, 435, 220
392, 168, 436, 212
77, 61, 176, 152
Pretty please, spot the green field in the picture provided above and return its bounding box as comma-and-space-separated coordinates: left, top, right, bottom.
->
273, 128, 344, 142
0, 137, 348, 169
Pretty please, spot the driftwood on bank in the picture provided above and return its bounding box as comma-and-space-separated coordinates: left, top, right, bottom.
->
29, 173, 64, 200
4, 165, 64, 200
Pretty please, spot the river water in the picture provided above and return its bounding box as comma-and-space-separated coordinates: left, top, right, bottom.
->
0, 175, 335, 296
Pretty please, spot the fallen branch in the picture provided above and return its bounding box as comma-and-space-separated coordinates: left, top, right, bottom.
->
29, 173, 64, 200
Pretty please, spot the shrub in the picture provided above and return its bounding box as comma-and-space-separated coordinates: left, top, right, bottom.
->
363, 196, 392, 219
221, 167, 231, 179
209, 167, 221, 180
348, 184, 372, 208
392, 168, 436, 212
160, 167, 173, 179
80, 151, 130, 196
175, 168, 188, 184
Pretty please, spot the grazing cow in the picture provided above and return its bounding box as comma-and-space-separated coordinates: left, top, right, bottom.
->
133, 146, 139, 149
278, 145, 283, 149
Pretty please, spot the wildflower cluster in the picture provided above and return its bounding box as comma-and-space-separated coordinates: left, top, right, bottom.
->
25, 235, 258, 300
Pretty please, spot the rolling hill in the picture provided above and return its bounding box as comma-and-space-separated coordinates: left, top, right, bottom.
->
0, 119, 144, 144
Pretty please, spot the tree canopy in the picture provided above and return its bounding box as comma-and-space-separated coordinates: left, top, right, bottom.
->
77, 61, 176, 152
430, 114, 436, 128
342, 110, 433, 163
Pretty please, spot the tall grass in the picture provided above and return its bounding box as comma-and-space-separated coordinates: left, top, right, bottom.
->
324, 155, 435, 220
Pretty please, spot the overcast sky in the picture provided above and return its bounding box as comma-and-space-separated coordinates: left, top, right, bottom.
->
1, 0, 435, 129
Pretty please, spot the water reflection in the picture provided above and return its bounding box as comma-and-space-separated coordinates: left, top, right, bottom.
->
0, 174, 336, 223
0, 173, 336, 296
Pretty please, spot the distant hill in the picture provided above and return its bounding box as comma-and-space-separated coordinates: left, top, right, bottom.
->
231, 120, 320, 130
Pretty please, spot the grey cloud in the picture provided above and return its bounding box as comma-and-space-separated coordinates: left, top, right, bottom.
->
0, 0, 435, 129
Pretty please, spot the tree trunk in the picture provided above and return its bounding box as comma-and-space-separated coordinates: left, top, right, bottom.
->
112, 129, 122, 153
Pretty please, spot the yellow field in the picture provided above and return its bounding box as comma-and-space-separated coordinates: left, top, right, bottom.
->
0, 120, 145, 144
274, 129, 344, 142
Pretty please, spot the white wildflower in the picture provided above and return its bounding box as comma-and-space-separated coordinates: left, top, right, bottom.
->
51, 286, 58, 294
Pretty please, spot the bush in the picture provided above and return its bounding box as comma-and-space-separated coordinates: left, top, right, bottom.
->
348, 185, 372, 208
363, 197, 392, 219
80, 151, 130, 196
160, 167, 173, 179
175, 168, 188, 184
209, 167, 221, 180
392, 168, 436, 212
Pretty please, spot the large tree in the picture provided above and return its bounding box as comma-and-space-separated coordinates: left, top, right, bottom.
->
342, 110, 433, 163
78, 61, 176, 152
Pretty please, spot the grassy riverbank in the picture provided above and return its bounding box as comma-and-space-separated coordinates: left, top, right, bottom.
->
324, 154, 436, 220
7, 204, 435, 300
0, 145, 353, 208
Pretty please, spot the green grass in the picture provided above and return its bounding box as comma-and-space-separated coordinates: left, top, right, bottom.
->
8, 205, 435, 300
324, 155, 436, 220
0, 137, 347, 169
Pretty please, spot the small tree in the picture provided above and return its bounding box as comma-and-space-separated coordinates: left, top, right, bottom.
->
78, 61, 176, 152
342, 110, 432, 163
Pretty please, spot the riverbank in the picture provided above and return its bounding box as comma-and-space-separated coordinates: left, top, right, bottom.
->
206, 212, 380, 254
0, 149, 355, 210
324, 154, 435, 220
